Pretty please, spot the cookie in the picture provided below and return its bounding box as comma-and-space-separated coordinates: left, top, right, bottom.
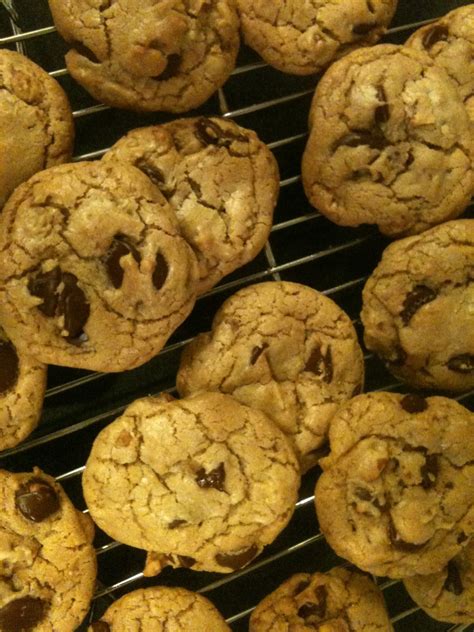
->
302, 44, 473, 237
315, 392, 474, 578
237, 0, 398, 75
0, 325, 46, 451
0, 160, 199, 372
88, 586, 230, 631
48, 0, 240, 112
406, 4, 474, 122
104, 117, 279, 294
0, 468, 97, 632
177, 281, 364, 471
0, 49, 74, 209
361, 219, 474, 391
404, 539, 474, 624
249, 567, 393, 631
82, 391, 300, 575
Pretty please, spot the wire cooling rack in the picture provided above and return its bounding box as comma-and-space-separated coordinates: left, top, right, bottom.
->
0, 1, 473, 630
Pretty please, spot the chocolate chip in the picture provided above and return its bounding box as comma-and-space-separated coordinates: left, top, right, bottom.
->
0, 340, 19, 395
0, 597, 47, 632
104, 235, 140, 289
420, 454, 438, 489
334, 129, 387, 151
375, 85, 390, 124
305, 346, 333, 383
28, 267, 61, 317
352, 22, 377, 35
400, 284, 437, 325
457, 532, 468, 544
297, 585, 327, 619
351, 383, 363, 397
447, 354, 474, 374
250, 343, 269, 365
387, 346, 408, 367
152, 253, 168, 291
215, 544, 259, 570
422, 24, 449, 49
195, 118, 248, 148
388, 521, 426, 552
400, 394, 428, 413
195, 462, 226, 492
168, 519, 187, 529
177, 555, 196, 568
15, 478, 60, 522
135, 159, 165, 187
157, 53, 182, 80
70, 40, 100, 63
90, 622, 111, 632
443, 560, 463, 595
293, 579, 310, 595
355, 487, 373, 501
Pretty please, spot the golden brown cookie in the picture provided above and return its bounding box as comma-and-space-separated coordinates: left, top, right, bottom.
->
0, 49, 74, 208
302, 44, 473, 237
315, 392, 474, 578
48, 0, 240, 112
104, 117, 279, 294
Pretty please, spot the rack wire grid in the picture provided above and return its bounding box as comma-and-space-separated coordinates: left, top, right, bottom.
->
0, 1, 473, 630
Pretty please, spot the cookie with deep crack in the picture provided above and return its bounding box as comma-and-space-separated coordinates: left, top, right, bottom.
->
406, 4, 474, 122
237, 0, 398, 75
82, 391, 300, 575
104, 117, 279, 294
404, 540, 474, 624
315, 392, 474, 578
0, 160, 198, 372
0, 325, 46, 451
0, 468, 97, 632
302, 44, 473, 237
0, 49, 74, 209
177, 281, 364, 471
48, 0, 240, 112
361, 219, 474, 392
249, 567, 393, 631
88, 586, 230, 631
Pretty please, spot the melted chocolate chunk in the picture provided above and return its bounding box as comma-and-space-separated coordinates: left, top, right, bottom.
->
90, 622, 111, 632
375, 85, 390, 124
388, 521, 426, 552
457, 532, 468, 544
297, 585, 327, 619
195, 118, 248, 147
444, 560, 463, 595
352, 22, 377, 35
215, 544, 258, 570
0, 597, 47, 632
157, 53, 182, 80
400, 394, 428, 413
334, 129, 387, 151
420, 454, 439, 489
168, 519, 187, 529
400, 285, 437, 325
305, 346, 333, 383
0, 340, 19, 395
104, 236, 140, 289
355, 487, 373, 501
422, 24, 449, 49
293, 579, 311, 595
195, 462, 226, 492
70, 40, 100, 63
351, 383, 363, 397
28, 267, 61, 317
15, 478, 60, 522
250, 343, 269, 365
135, 159, 165, 187
447, 354, 474, 374
152, 253, 168, 291
387, 346, 408, 367
177, 555, 196, 568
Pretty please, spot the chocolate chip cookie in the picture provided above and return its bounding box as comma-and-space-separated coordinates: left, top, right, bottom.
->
0, 468, 97, 632
361, 219, 474, 391
104, 117, 279, 294
48, 0, 240, 112
177, 281, 364, 471
249, 566, 393, 631
88, 586, 230, 631
82, 391, 300, 575
237, 0, 398, 75
404, 539, 474, 624
0, 325, 46, 451
302, 44, 473, 237
0, 49, 74, 209
315, 392, 474, 578
406, 4, 474, 122
0, 160, 198, 372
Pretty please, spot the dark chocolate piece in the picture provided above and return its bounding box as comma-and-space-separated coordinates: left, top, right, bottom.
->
215, 544, 259, 569
195, 462, 226, 492
15, 478, 60, 522
0, 340, 19, 395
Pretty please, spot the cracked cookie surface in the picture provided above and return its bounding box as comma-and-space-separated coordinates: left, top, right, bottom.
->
104, 117, 279, 294
48, 0, 240, 112
249, 566, 393, 631
0, 49, 74, 209
237, 0, 398, 75
301, 44, 473, 237
361, 219, 474, 391
177, 281, 364, 471
315, 392, 474, 578
0, 160, 198, 372
404, 539, 474, 624
0, 325, 46, 451
88, 586, 230, 631
406, 4, 474, 123
82, 391, 300, 574
0, 468, 97, 632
